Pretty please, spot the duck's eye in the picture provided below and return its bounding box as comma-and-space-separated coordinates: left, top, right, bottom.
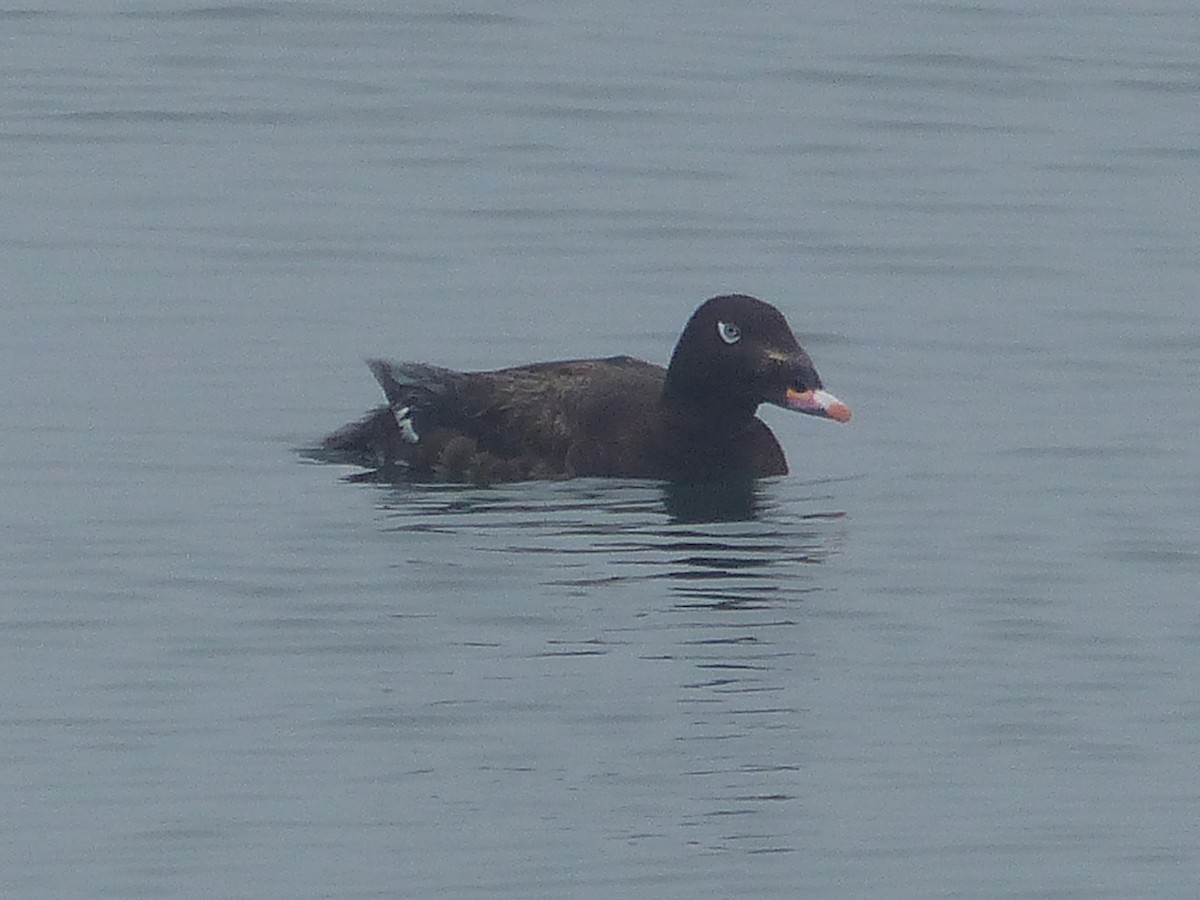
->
716, 321, 741, 345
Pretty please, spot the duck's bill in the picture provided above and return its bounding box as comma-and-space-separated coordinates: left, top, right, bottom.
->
782, 387, 852, 423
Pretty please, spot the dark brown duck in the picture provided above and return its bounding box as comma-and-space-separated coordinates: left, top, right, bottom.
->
323, 294, 850, 483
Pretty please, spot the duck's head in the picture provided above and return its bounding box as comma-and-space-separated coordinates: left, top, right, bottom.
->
663, 294, 851, 424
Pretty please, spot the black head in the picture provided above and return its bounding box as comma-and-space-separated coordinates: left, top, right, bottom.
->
663, 294, 850, 423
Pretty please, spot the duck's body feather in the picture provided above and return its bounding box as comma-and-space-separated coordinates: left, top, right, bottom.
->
322, 295, 848, 484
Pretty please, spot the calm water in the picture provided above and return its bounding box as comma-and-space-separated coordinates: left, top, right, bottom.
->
3, 2, 1199, 898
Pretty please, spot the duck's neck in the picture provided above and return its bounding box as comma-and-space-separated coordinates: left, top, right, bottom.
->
661, 377, 758, 438
662, 388, 753, 446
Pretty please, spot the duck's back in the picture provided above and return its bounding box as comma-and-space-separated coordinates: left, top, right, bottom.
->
324, 355, 671, 482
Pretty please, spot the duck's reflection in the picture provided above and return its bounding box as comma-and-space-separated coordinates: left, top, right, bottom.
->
661, 476, 762, 524
365, 475, 844, 605
359, 474, 847, 855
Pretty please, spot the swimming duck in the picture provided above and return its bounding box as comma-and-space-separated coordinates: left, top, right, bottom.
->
323, 293, 850, 483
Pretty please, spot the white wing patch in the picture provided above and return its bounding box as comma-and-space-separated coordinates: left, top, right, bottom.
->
391, 405, 420, 444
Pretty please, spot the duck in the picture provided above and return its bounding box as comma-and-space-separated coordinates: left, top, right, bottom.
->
322, 293, 850, 483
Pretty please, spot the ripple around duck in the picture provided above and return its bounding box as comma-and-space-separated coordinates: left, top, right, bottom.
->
365, 477, 847, 605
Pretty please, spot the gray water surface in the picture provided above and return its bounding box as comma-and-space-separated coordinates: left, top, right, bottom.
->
3, 2, 1199, 898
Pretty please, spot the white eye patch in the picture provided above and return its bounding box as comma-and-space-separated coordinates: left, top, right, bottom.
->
392, 405, 420, 444
716, 320, 741, 344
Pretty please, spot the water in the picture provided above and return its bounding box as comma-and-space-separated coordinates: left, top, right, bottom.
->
3, 2, 1199, 897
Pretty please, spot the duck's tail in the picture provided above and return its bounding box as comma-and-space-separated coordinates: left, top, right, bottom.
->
320, 360, 461, 470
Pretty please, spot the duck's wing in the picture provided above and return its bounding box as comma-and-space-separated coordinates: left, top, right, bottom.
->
323, 356, 667, 482
461, 356, 666, 475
